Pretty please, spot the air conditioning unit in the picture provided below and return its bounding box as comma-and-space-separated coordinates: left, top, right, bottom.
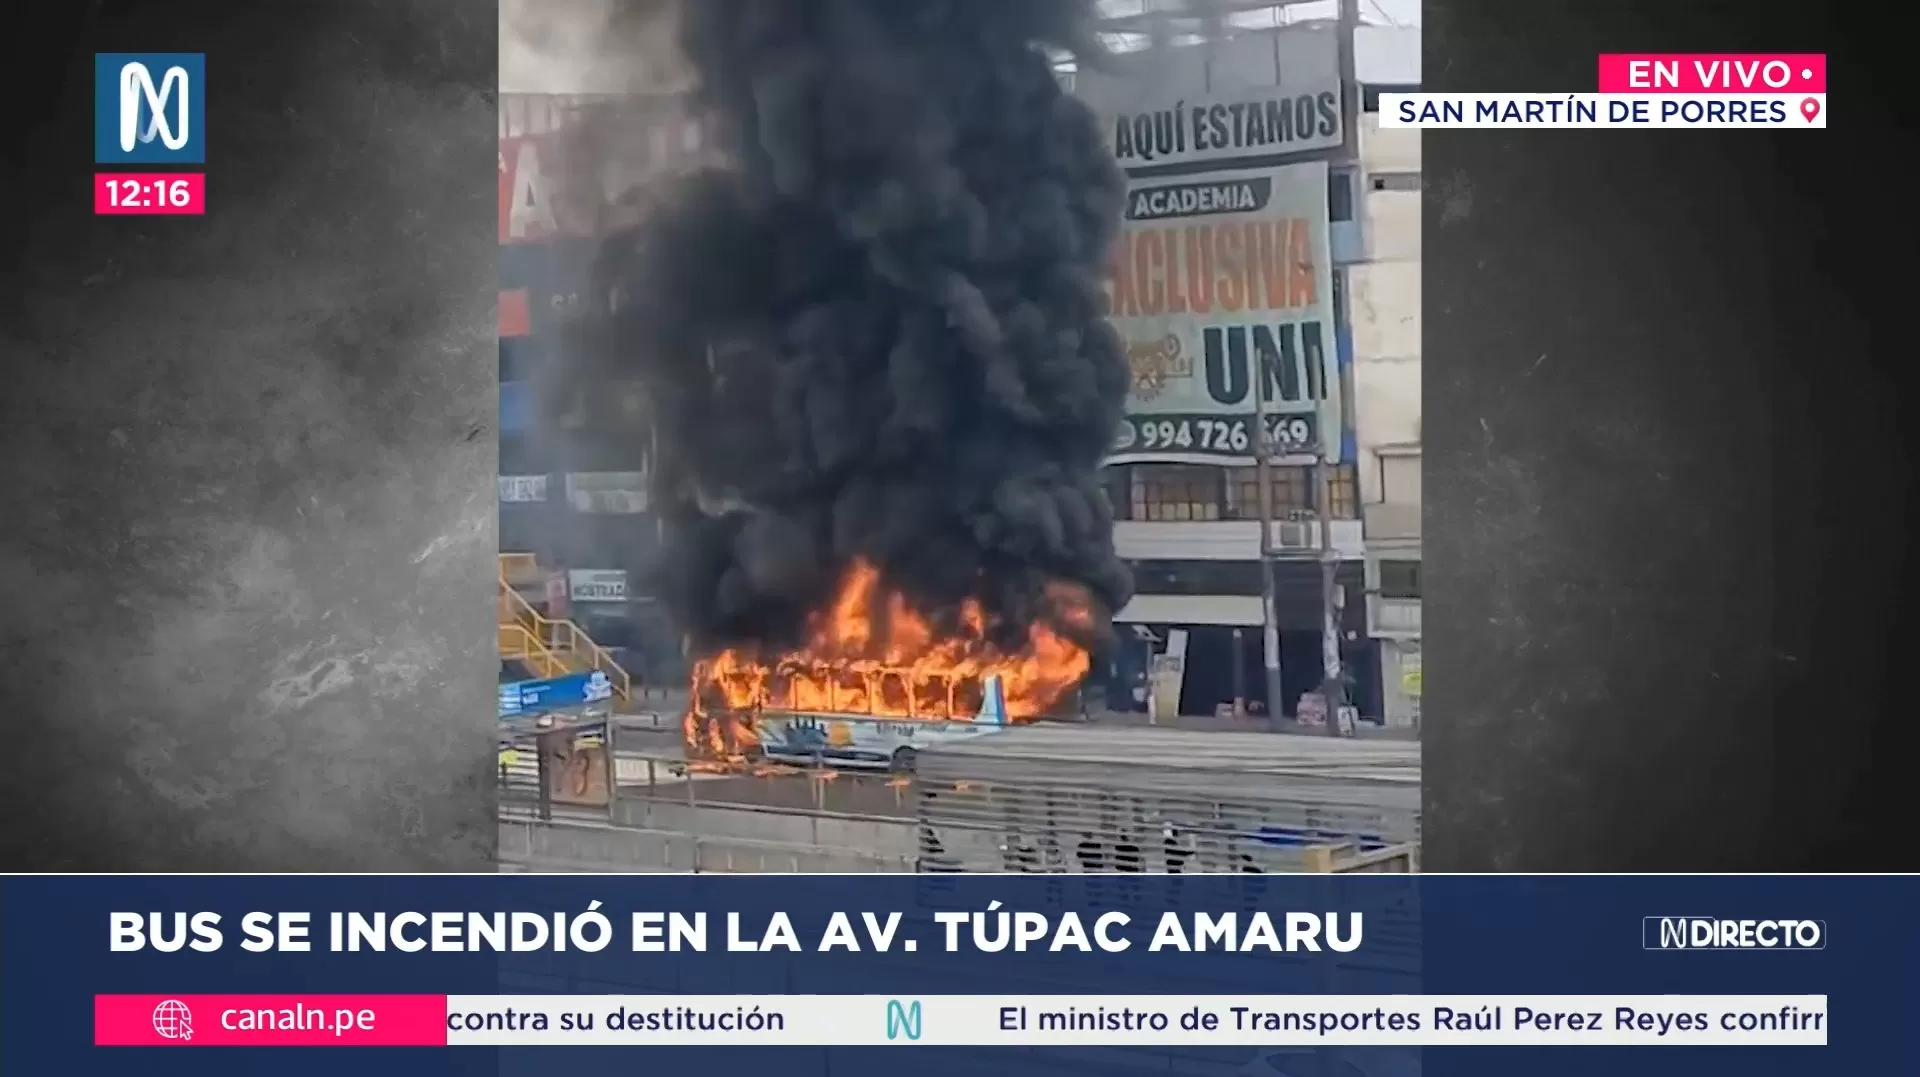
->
1274, 521, 1317, 550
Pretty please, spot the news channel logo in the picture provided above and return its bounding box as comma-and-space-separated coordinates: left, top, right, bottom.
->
885, 999, 923, 1041
1643, 916, 1826, 951
94, 53, 205, 164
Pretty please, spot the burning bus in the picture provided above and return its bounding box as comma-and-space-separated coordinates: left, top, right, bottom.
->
689, 662, 1012, 773
681, 560, 1095, 772
580, 1, 1133, 773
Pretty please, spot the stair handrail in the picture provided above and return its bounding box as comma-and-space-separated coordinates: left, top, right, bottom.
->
496, 568, 632, 700
498, 622, 567, 680
498, 551, 541, 580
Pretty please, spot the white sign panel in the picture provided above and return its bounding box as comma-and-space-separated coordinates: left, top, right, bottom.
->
565, 471, 648, 514
1103, 87, 1342, 169
567, 569, 627, 603
1073, 28, 1344, 169
1104, 161, 1341, 466
498, 474, 549, 503
1400, 650, 1422, 697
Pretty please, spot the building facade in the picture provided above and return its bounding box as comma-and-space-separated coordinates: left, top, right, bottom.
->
1353, 88, 1422, 728
495, 15, 1420, 718
498, 93, 702, 684
1066, 20, 1379, 721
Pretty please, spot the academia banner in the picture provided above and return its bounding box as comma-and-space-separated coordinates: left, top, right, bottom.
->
1, 875, 1907, 1075
1105, 161, 1342, 466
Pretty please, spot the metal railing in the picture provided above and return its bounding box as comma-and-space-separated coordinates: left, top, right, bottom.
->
498, 622, 569, 679
498, 551, 541, 581
911, 777, 1417, 875
496, 715, 1421, 876
496, 555, 631, 701
498, 815, 914, 874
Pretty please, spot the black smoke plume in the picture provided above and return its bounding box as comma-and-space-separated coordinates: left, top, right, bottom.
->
583, 0, 1131, 661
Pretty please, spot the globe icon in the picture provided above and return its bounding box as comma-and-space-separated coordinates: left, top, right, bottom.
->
151, 999, 193, 1041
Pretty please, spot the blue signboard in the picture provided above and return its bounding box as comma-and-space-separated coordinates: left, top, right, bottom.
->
499, 381, 535, 434
497, 670, 614, 717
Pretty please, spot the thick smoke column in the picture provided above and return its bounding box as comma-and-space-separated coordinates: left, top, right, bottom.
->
598, 0, 1131, 659
500, 0, 689, 94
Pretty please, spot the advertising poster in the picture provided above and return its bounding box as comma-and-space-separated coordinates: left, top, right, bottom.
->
1101, 83, 1343, 169
542, 736, 610, 808
1071, 26, 1346, 170
565, 472, 649, 515
499, 93, 713, 246
1105, 161, 1342, 467
497, 670, 615, 718
566, 569, 628, 603
496, 475, 549, 503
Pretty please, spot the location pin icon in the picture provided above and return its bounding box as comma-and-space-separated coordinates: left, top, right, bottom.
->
1800, 98, 1821, 122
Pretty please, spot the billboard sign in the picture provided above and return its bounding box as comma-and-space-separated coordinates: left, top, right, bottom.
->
544, 735, 611, 807
567, 569, 628, 603
498, 474, 549, 503
1103, 86, 1342, 169
498, 94, 712, 244
498, 670, 615, 718
565, 471, 648, 514
1104, 161, 1341, 466
1071, 27, 1344, 171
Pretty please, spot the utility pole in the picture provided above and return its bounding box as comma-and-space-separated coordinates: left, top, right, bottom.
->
1338, 0, 1363, 145
1229, 626, 1246, 717
1314, 448, 1349, 737
1251, 379, 1285, 731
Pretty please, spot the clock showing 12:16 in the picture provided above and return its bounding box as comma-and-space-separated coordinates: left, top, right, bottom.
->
94, 172, 206, 216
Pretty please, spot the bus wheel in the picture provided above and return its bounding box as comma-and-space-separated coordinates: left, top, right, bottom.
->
890, 747, 919, 774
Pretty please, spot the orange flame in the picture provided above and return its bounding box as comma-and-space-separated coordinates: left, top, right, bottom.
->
683, 559, 1094, 762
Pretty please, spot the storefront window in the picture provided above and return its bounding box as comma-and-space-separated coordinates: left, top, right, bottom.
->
499, 335, 543, 383
1327, 464, 1359, 518
1113, 463, 1358, 522
1223, 464, 1359, 520
1128, 465, 1222, 522
1378, 559, 1422, 599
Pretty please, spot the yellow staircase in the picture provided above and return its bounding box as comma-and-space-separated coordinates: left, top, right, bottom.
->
498, 553, 632, 703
